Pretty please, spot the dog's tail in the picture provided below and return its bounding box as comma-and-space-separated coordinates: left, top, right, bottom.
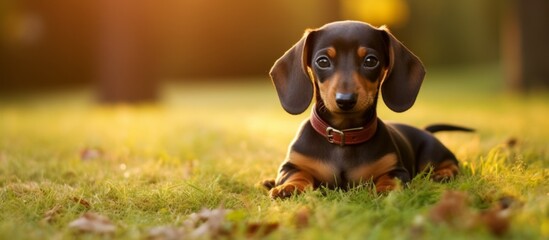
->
425, 124, 475, 133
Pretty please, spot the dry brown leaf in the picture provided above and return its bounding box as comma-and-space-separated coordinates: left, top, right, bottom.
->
147, 226, 185, 240
505, 137, 518, 148
474, 195, 515, 236
147, 208, 279, 239
245, 222, 279, 238
183, 208, 232, 238
496, 195, 517, 210
80, 147, 103, 161
476, 207, 511, 237
294, 206, 311, 229
42, 205, 62, 223
426, 190, 515, 237
428, 190, 473, 228
72, 197, 91, 209
146, 208, 231, 240
68, 212, 116, 235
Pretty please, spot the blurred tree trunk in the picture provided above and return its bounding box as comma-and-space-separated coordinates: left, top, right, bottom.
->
503, 0, 549, 91
97, 0, 158, 103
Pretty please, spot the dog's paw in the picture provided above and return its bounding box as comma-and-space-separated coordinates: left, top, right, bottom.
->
432, 170, 457, 182
374, 174, 400, 193
269, 184, 303, 199
432, 160, 459, 182
261, 179, 276, 190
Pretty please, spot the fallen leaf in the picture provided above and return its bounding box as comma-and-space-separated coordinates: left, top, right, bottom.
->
72, 197, 91, 209
474, 195, 516, 236
68, 212, 116, 235
425, 191, 515, 237
505, 137, 518, 148
183, 208, 232, 238
42, 205, 62, 223
245, 222, 279, 238
477, 207, 511, 237
294, 206, 311, 229
80, 147, 103, 161
428, 190, 472, 228
147, 208, 280, 239
496, 195, 517, 210
147, 226, 185, 240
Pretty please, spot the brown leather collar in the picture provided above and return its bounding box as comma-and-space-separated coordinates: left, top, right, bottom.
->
310, 106, 378, 146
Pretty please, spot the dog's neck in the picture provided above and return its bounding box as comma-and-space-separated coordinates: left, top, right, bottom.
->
315, 101, 377, 130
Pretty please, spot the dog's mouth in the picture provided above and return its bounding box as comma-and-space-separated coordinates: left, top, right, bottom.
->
335, 100, 371, 115
318, 90, 374, 116
326, 104, 366, 116
318, 99, 366, 114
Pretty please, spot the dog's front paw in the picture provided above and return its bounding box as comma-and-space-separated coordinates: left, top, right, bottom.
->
432, 160, 459, 182
261, 179, 276, 190
432, 169, 457, 182
269, 184, 303, 199
374, 174, 400, 193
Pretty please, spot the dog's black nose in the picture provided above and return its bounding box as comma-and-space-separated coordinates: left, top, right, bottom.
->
335, 93, 357, 111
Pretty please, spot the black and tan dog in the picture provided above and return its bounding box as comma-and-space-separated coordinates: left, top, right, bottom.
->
263, 21, 472, 199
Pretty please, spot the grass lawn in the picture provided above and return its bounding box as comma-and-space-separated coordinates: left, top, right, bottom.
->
1, 65, 548, 239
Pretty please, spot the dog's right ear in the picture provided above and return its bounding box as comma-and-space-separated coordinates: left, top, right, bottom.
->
379, 27, 425, 113
269, 30, 315, 115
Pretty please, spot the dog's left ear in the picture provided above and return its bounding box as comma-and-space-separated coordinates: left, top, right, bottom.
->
379, 27, 426, 113
269, 30, 315, 115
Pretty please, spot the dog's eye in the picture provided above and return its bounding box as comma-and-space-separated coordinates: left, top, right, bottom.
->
363, 56, 379, 68
315, 57, 331, 69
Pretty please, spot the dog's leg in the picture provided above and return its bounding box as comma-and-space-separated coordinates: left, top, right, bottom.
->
269, 165, 315, 199
373, 166, 410, 193
374, 173, 398, 193
432, 160, 459, 182
269, 150, 337, 199
269, 162, 315, 199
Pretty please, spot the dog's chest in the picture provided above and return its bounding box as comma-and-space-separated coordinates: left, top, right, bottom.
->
320, 148, 398, 187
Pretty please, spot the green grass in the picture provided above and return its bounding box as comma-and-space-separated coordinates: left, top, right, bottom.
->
1, 65, 548, 239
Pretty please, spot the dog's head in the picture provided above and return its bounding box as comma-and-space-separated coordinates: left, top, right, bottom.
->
270, 21, 425, 116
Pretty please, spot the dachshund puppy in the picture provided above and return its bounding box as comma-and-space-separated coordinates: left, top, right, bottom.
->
264, 21, 471, 199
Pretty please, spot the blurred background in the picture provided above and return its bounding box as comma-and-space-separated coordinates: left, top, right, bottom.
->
1, 0, 547, 102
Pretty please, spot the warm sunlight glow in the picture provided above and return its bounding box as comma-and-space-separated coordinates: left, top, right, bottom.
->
340, 0, 409, 27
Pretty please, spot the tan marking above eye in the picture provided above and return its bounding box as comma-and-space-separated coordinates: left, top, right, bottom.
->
347, 153, 397, 182
357, 47, 367, 58
327, 47, 337, 58
287, 151, 337, 184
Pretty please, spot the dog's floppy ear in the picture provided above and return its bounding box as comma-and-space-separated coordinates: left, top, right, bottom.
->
269, 30, 315, 115
379, 27, 426, 113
